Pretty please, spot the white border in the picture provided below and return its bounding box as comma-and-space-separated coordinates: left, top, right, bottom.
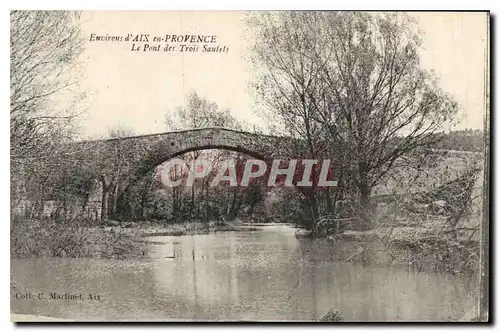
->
2, 0, 496, 10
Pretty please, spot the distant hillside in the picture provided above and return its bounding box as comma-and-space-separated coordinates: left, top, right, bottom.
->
430, 129, 485, 152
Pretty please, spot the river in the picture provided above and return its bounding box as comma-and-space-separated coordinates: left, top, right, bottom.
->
11, 224, 479, 321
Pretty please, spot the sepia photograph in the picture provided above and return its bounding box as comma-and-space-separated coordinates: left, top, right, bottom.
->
9, 9, 490, 322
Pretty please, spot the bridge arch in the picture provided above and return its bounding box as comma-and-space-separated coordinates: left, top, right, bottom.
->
88, 127, 326, 221
111, 128, 303, 221
132, 127, 290, 178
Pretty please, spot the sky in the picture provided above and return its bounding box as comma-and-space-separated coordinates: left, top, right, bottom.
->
74, 11, 489, 139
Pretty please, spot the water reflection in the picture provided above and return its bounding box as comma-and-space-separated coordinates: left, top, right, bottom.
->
11, 225, 478, 321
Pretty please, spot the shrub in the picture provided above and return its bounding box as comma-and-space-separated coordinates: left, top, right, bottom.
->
11, 219, 145, 259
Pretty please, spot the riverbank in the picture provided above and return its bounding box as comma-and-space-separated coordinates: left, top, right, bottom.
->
325, 225, 480, 276
11, 218, 479, 276
101, 218, 264, 236
10, 219, 255, 259
131, 220, 252, 237
11, 219, 146, 259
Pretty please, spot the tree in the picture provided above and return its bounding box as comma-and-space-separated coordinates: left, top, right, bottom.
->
10, 11, 86, 220
250, 12, 459, 229
250, 12, 334, 223
10, 11, 85, 160
164, 91, 244, 221
97, 127, 136, 222
166, 91, 243, 131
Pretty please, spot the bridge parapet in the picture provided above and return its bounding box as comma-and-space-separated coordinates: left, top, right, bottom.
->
76, 127, 297, 183
124, 127, 294, 176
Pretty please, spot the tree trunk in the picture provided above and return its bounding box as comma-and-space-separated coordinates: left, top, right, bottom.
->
100, 175, 110, 223
139, 188, 148, 220
190, 185, 195, 216
111, 181, 119, 218
325, 187, 333, 215
81, 197, 88, 216
204, 182, 210, 222
228, 190, 238, 221
172, 186, 180, 220
310, 192, 319, 221
101, 187, 109, 223
358, 171, 372, 230
248, 200, 256, 218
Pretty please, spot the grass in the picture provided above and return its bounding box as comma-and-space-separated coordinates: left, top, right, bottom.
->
139, 221, 237, 237
101, 219, 255, 237
332, 153, 484, 276
10, 218, 256, 259
11, 219, 146, 259
329, 220, 480, 276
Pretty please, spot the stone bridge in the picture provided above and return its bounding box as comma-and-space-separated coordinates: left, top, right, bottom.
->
129, 127, 299, 175
74, 127, 305, 220
40, 127, 481, 222
88, 127, 300, 178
